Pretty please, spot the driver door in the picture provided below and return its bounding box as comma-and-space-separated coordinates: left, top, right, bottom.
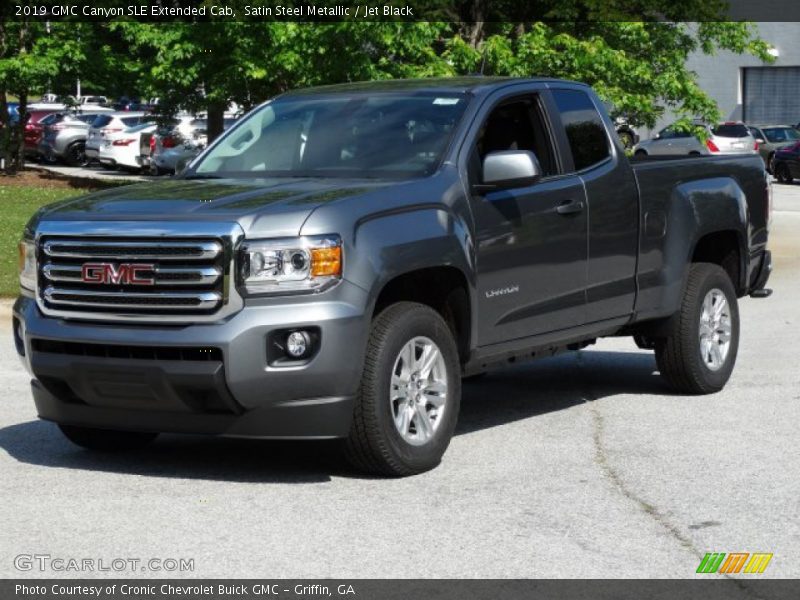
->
467, 93, 589, 346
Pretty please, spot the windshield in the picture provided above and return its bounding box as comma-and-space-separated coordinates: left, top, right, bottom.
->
762, 127, 800, 143
193, 92, 469, 179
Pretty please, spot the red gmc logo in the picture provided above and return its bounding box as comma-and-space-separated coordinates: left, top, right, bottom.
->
81, 263, 155, 286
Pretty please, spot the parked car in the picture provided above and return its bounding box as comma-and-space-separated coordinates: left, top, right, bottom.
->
38, 112, 108, 166
23, 110, 58, 158
97, 123, 157, 172
85, 112, 152, 164
149, 116, 236, 175
14, 78, 771, 476
633, 121, 758, 157
747, 125, 800, 173
79, 95, 109, 107
772, 141, 800, 184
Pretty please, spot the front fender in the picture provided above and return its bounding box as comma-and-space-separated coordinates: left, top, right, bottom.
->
348, 205, 475, 309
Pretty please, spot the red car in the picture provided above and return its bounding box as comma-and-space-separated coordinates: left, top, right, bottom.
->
24, 110, 58, 158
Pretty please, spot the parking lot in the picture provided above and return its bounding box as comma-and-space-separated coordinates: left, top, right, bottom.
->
0, 183, 798, 579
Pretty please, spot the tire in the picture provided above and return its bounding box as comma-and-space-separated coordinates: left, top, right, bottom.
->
59, 424, 158, 452
65, 142, 89, 167
344, 302, 461, 476
767, 152, 775, 174
655, 263, 740, 394
634, 149, 648, 158
775, 163, 794, 184
689, 151, 702, 156
40, 149, 58, 165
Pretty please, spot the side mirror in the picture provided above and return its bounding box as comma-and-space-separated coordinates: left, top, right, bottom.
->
480, 150, 541, 189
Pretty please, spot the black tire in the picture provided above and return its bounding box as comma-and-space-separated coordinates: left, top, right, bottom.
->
634, 149, 648, 158
40, 149, 58, 165
689, 151, 702, 156
59, 424, 158, 452
65, 142, 89, 167
766, 152, 775, 174
344, 302, 461, 476
775, 163, 794, 184
655, 263, 740, 394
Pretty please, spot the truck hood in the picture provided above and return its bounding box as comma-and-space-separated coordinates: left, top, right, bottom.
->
35, 177, 390, 237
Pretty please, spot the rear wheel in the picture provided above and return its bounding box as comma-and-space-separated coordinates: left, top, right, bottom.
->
344, 302, 461, 476
775, 163, 794, 184
655, 263, 739, 394
65, 142, 89, 167
767, 152, 776, 174
634, 149, 648, 158
59, 424, 158, 452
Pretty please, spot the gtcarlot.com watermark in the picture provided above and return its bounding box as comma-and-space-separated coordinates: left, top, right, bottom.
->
14, 554, 194, 573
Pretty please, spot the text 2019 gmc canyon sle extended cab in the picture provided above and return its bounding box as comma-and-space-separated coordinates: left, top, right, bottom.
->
14, 78, 772, 476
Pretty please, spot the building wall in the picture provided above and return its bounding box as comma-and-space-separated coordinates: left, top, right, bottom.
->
647, 23, 800, 137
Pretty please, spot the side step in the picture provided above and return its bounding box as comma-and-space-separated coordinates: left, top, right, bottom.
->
750, 288, 773, 298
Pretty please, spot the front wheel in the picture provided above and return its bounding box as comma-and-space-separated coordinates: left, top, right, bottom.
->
775, 163, 794, 184
655, 263, 739, 394
59, 424, 158, 452
65, 142, 89, 167
344, 302, 461, 476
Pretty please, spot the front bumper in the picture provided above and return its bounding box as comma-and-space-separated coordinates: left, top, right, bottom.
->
14, 280, 370, 439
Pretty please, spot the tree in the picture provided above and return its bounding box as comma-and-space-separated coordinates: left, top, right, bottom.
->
443, 21, 773, 130
0, 16, 89, 174
0, 2, 776, 164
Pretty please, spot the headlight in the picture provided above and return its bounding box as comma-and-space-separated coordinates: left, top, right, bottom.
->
239, 235, 342, 296
18, 239, 36, 291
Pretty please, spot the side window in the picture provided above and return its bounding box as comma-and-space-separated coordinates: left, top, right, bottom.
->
551, 89, 611, 171
474, 96, 557, 178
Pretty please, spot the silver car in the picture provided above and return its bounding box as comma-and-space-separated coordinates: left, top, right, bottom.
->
37, 112, 109, 166
634, 121, 757, 157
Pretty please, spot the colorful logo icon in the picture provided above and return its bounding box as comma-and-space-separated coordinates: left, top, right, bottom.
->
697, 552, 773, 574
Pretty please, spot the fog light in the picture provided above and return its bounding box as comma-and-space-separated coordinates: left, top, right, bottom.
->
286, 331, 311, 358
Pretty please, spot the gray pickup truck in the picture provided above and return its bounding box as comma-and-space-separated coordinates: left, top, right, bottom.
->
14, 77, 772, 476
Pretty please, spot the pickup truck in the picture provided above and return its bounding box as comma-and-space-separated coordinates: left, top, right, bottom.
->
14, 77, 772, 476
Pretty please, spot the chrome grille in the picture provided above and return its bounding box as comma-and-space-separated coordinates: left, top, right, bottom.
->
39, 236, 227, 317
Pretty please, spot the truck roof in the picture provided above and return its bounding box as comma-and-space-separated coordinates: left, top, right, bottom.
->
281, 76, 588, 97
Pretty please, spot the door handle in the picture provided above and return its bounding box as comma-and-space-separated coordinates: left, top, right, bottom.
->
556, 199, 585, 215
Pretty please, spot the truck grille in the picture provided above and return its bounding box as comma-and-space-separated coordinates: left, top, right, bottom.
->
38, 237, 227, 317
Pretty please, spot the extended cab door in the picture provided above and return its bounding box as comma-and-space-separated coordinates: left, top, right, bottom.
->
465, 90, 589, 346
549, 88, 639, 323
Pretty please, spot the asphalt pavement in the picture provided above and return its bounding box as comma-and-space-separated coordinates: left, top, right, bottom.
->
0, 184, 798, 579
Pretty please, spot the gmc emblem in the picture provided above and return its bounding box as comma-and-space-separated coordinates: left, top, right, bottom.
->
81, 263, 155, 286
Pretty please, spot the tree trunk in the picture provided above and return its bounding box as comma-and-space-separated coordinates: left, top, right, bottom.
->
13, 91, 28, 173
206, 100, 226, 144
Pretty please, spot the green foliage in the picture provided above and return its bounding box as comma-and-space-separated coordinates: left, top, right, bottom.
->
0, 6, 778, 158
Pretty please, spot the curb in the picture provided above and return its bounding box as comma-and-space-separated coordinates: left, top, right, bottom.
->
0, 298, 15, 320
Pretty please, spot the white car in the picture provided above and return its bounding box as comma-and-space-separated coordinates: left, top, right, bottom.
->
97, 123, 157, 171
85, 112, 151, 162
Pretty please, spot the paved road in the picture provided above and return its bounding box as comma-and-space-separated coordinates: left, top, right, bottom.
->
1, 184, 798, 579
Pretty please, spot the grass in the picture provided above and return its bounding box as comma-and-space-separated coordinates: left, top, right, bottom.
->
0, 165, 140, 298
0, 184, 90, 297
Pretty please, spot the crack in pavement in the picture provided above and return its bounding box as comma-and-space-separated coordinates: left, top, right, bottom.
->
575, 351, 768, 599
